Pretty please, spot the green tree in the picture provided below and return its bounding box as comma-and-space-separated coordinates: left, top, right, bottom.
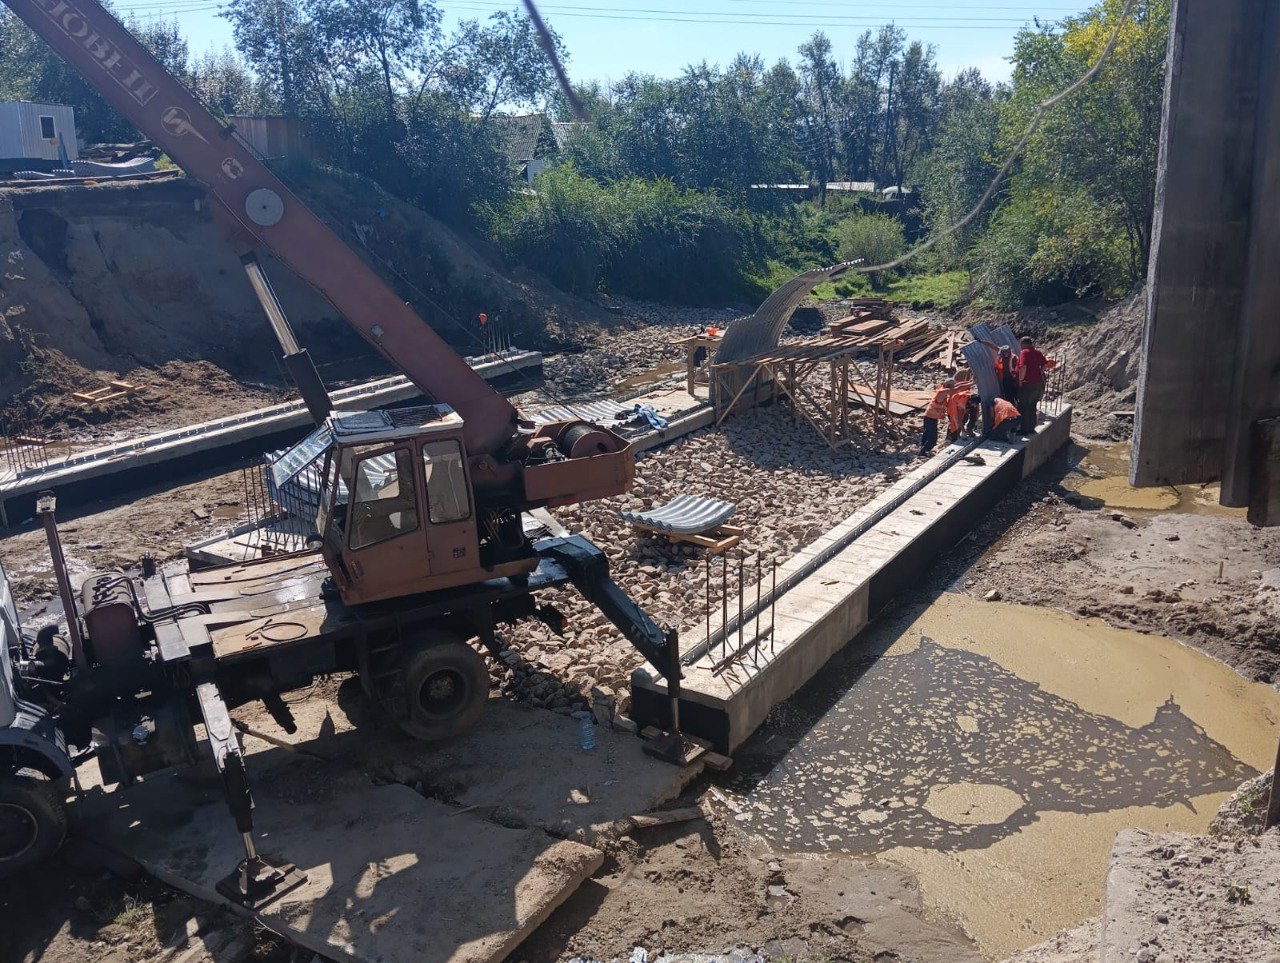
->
222, 0, 318, 117
978, 0, 1170, 302
450, 11, 563, 121
919, 69, 1003, 265
798, 32, 840, 199
190, 49, 272, 118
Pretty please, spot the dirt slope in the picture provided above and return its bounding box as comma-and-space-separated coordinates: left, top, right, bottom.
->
0, 171, 608, 431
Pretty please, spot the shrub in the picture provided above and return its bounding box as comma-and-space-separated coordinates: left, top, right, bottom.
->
491, 165, 763, 303
830, 213, 906, 288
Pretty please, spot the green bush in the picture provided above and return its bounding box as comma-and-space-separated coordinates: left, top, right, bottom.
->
971, 189, 1130, 306
491, 165, 763, 303
831, 214, 906, 288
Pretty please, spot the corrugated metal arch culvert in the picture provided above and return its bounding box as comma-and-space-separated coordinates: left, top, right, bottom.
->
714, 260, 860, 365
711, 261, 860, 407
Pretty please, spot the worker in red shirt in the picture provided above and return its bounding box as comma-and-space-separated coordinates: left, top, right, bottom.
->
1016, 336, 1056, 434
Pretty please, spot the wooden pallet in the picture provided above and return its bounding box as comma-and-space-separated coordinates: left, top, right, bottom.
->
73, 381, 138, 405
634, 522, 744, 554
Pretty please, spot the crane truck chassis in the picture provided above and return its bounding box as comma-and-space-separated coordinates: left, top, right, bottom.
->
1, 473, 683, 905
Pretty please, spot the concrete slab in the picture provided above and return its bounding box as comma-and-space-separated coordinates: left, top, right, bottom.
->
631, 409, 1073, 753
79, 746, 603, 963
235, 691, 704, 844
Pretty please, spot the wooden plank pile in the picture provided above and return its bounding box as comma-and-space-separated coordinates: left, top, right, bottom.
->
903, 329, 973, 370
823, 301, 971, 369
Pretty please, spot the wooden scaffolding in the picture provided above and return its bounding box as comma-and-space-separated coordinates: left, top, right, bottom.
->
711, 336, 934, 450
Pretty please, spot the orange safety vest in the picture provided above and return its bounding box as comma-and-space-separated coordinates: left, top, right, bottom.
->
924, 386, 951, 420
947, 390, 971, 432
992, 397, 1019, 428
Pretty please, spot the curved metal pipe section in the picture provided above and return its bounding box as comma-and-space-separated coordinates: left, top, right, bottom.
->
714, 261, 860, 365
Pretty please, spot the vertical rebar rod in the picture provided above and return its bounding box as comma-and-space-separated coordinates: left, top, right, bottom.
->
721, 552, 729, 662
747, 555, 757, 655
770, 558, 777, 655
705, 553, 712, 652
242, 467, 252, 526
737, 554, 744, 653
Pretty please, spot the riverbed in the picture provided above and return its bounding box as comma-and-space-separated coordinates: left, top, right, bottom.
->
724, 591, 1280, 959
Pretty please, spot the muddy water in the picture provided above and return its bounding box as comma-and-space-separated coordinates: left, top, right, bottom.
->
611, 360, 685, 397
1065, 442, 1247, 518
726, 592, 1280, 960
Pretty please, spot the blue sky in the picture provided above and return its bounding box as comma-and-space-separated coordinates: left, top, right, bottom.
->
110, 0, 1095, 86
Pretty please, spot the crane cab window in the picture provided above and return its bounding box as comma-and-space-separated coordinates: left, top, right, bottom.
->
348, 448, 420, 550
422, 441, 470, 523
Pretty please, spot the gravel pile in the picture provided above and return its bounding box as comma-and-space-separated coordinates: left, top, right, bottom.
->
489, 403, 919, 725
545, 299, 745, 398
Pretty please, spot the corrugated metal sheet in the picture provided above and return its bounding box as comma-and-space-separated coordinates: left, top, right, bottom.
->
532, 400, 635, 426
963, 322, 1020, 403
0, 102, 78, 162
0, 559, 18, 727
715, 261, 859, 365
620, 494, 736, 535
961, 341, 1000, 404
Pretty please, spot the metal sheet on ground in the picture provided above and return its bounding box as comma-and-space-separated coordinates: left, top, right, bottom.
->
79, 756, 603, 963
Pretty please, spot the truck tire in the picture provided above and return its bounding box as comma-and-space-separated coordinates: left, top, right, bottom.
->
397, 637, 490, 742
0, 774, 66, 878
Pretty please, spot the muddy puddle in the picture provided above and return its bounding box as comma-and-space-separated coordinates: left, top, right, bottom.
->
611, 360, 685, 397
724, 592, 1280, 959
1065, 441, 1247, 518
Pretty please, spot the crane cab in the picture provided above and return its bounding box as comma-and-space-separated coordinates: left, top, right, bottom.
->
282, 406, 537, 605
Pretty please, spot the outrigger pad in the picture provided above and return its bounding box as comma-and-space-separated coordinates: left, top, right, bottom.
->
216, 854, 307, 911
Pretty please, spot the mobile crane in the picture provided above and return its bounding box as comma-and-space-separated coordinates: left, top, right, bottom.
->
0, 0, 685, 904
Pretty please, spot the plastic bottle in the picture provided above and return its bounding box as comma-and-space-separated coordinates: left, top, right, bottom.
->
578, 713, 596, 751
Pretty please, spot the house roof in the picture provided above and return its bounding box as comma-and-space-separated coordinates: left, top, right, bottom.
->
487, 113, 546, 166
550, 121, 590, 150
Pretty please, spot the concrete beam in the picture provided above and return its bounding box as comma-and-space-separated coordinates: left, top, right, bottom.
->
1223, 1, 1280, 507
1134, 0, 1280, 524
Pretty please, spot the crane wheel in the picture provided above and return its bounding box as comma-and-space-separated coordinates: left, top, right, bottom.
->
396, 636, 490, 742
0, 774, 66, 879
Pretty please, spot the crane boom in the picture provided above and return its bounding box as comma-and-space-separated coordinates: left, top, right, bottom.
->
3, 0, 520, 457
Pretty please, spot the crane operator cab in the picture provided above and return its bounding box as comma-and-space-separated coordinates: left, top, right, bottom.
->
271, 406, 539, 605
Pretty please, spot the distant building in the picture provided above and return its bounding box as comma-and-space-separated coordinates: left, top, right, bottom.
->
486, 113, 560, 182
550, 121, 590, 151
827, 181, 877, 194
227, 115, 313, 163
0, 101, 78, 174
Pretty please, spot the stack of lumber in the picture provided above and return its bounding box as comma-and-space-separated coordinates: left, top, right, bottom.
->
903, 329, 973, 369
823, 312, 972, 369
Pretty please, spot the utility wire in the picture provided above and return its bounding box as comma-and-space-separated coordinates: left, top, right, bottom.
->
852, 0, 1139, 276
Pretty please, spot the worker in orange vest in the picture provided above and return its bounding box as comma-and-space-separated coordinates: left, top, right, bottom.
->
921, 379, 957, 455
989, 396, 1021, 442
945, 381, 977, 443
